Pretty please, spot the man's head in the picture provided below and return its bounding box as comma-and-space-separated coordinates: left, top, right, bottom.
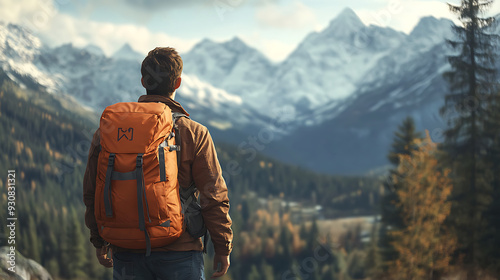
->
141, 47, 183, 98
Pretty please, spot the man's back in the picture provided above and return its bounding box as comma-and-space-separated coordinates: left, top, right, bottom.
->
83, 47, 232, 280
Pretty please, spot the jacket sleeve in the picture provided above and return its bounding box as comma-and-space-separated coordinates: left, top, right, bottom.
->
191, 126, 233, 256
82, 129, 105, 248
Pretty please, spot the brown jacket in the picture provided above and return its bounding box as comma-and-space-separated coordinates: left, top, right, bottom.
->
83, 95, 233, 255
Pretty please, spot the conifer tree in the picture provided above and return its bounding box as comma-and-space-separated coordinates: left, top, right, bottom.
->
387, 117, 423, 166
440, 1, 498, 278
380, 116, 423, 269
389, 132, 456, 280
482, 92, 500, 274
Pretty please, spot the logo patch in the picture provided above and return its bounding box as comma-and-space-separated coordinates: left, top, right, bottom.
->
118, 128, 134, 141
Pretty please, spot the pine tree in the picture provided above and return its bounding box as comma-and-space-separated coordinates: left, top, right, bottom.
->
482, 91, 500, 275
380, 116, 423, 270
387, 117, 424, 166
389, 132, 456, 280
440, 1, 498, 279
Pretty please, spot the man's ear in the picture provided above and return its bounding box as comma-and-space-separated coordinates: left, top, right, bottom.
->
141, 77, 146, 89
174, 77, 182, 90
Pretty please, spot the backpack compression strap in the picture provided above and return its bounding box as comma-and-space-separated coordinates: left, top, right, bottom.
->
103, 153, 152, 256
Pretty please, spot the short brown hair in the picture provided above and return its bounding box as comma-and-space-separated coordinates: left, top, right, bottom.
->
141, 47, 183, 96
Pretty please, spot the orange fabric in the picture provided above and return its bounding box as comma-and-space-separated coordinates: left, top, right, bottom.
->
95, 102, 183, 249
83, 95, 233, 255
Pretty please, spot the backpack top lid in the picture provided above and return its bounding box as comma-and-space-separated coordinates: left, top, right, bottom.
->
100, 102, 173, 154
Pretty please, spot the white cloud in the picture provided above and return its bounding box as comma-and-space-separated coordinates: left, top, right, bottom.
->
256, 1, 318, 29
38, 14, 198, 56
0, 0, 51, 25
0, 0, 197, 56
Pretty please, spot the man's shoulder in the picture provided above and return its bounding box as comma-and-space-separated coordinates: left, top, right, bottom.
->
176, 116, 209, 134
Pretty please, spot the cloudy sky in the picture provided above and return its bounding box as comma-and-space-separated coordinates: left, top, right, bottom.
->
1, 0, 499, 61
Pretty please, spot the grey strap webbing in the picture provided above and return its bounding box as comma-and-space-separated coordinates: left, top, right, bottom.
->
158, 145, 166, 182
104, 154, 116, 218
104, 154, 146, 217
157, 112, 188, 178
111, 171, 136, 181
135, 154, 152, 256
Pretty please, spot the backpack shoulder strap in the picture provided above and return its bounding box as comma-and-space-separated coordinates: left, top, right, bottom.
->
172, 112, 189, 123
171, 112, 188, 166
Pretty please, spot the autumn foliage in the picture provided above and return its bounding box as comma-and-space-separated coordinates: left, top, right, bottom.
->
388, 131, 456, 280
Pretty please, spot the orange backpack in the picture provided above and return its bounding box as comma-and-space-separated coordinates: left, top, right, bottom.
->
94, 102, 186, 255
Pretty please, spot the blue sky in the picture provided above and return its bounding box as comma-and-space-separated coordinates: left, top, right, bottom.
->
2, 0, 499, 61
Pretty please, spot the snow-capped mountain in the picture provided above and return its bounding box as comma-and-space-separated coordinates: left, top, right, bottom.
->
264, 8, 407, 123
182, 8, 416, 125
181, 8, 498, 174
83, 44, 106, 57
264, 13, 500, 174
182, 37, 275, 100
265, 41, 453, 174
408, 16, 454, 49
1, 8, 499, 174
0, 23, 58, 92
112, 43, 143, 62
0, 22, 265, 134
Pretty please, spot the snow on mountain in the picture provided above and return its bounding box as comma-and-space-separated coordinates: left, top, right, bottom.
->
0, 23, 59, 92
263, 8, 406, 120
182, 37, 275, 100
83, 44, 105, 56
183, 8, 410, 125
112, 43, 143, 62
180, 10, 458, 129
408, 17, 454, 50
2, 10, 498, 174
0, 22, 263, 132
323, 7, 365, 38
266, 15, 500, 174
357, 17, 454, 96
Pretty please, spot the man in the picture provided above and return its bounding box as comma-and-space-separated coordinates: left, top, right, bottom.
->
83, 47, 233, 280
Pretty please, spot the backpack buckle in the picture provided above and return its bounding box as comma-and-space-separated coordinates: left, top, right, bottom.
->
108, 153, 116, 166
136, 154, 143, 167
169, 145, 181, 152
167, 131, 175, 140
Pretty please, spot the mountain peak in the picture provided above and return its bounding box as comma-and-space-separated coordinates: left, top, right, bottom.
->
223, 37, 251, 52
82, 44, 104, 56
332, 8, 364, 26
337, 7, 360, 20
226, 37, 245, 47
112, 43, 143, 61
189, 38, 217, 52
409, 16, 453, 46
324, 8, 365, 36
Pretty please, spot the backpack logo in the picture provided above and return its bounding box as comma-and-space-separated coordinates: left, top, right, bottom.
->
117, 128, 134, 141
